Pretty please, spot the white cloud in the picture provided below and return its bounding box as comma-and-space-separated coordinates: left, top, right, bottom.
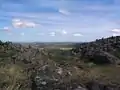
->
111, 29, 120, 33
56, 29, 68, 35
12, 20, 24, 28
0, 27, 12, 36
0, 27, 11, 32
4, 27, 12, 35
3, 27, 9, 30
12, 18, 21, 22
24, 21, 36, 28
61, 30, 67, 35
112, 33, 120, 36
20, 32, 25, 36
59, 9, 70, 15
49, 32, 56, 36
73, 33, 83, 37
110, 29, 120, 36
12, 18, 37, 28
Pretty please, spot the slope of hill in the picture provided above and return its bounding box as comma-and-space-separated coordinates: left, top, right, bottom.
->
72, 36, 120, 65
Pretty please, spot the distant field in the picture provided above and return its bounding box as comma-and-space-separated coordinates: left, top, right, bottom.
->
59, 47, 73, 50
44, 47, 73, 50
34, 43, 74, 50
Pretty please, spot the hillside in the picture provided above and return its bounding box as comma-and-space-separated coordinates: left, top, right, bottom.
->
0, 36, 120, 90
72, 36, 120, 65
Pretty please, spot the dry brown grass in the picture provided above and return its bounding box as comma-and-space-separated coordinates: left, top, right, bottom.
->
70, 65, 120, 85
62, 64, 120, 85
88, 65, 120, 85
0, 64, 30, 90
1, 42, 120, 89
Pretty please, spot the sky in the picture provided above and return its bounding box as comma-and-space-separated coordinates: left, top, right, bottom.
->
0, 0, 120, 42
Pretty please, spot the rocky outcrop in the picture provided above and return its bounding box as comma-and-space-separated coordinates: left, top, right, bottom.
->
72, 36, 120, 65
31, 78, 120, 90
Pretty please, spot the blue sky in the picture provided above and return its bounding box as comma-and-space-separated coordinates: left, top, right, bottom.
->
0, 0, 120, 42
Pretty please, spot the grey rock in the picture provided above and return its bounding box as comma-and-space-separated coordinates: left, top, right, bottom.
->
74, 86, 87, 90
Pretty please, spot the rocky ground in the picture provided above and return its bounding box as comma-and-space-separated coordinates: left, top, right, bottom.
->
0, 36, 120, 90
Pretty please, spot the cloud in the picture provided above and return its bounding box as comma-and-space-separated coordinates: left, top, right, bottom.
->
0, 27, 12, 35
12, 18, 37, 28
49, 32, 56, 36
111, 29, 120, 33
12, 19, 24, 28
112, 33, 120, 36
110, 29, 120, 36
61, 30, 67, 35
20, 32, 25, 36
59, 9, 70, 15
12, 19, 21, 22
73, 33, 83, 37
56, 29, 68, 35
0, 27, 11, 32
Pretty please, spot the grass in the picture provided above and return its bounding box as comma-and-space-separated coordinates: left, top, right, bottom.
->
0, 44, 120, 89
83, 65, 120, 85
0, 64, 29, 90
44, 48, 120, 85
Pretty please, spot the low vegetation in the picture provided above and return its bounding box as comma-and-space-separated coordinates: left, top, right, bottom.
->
0, 36, 120, 90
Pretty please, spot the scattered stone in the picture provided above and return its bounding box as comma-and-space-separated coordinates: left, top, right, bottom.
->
41, 81, 47, 85
56, 67, 63, 75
